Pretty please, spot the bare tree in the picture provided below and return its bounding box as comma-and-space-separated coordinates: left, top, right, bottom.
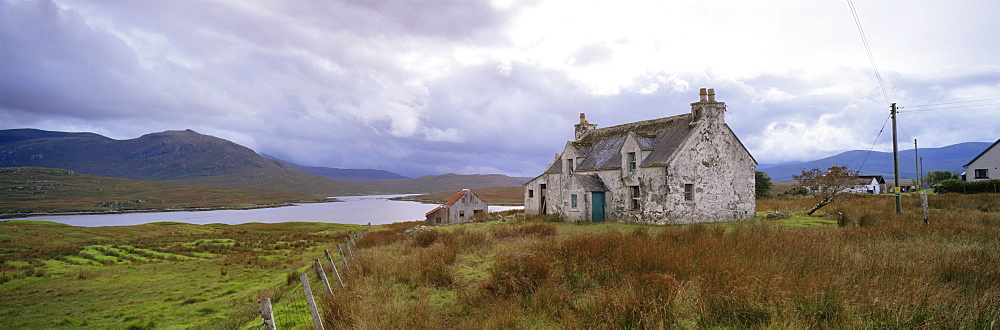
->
793, 165, 860, 216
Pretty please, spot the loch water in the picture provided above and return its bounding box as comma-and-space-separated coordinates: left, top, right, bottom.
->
9, 194, 523, 227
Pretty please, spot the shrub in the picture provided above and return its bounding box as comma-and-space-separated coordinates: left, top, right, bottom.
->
482, 252, 551, 297
412, 229, 438, 247
934, 179, 1000, 194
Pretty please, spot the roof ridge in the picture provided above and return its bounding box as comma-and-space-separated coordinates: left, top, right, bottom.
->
589, 113, 689, 134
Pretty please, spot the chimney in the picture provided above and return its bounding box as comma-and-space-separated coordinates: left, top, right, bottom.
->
691, 87, 725, 125
574, 112, 597, 140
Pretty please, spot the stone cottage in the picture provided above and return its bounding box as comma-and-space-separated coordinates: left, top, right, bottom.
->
523, 88, 757, 224
425, 189, 488, 226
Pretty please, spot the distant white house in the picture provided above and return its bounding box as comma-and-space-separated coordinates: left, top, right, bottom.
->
425, 189, 488, 226
964, 139, 1000, 181
850, 175, 886, 194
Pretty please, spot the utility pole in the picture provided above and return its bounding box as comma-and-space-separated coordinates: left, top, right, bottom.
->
914, 139, 920, 191
892, 103, 901, 214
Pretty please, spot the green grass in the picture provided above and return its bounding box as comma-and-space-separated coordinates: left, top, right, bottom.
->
0, 220, 364, 328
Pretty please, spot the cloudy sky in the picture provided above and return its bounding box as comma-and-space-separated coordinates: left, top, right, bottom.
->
2, 0, 998, 178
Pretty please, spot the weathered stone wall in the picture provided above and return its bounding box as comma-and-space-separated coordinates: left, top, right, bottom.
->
524, 96, 756, 225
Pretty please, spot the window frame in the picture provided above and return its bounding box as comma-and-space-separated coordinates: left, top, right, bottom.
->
629, 185, 640, 210
567, 158, 575, 173
627, 152, 637, 172
975, 169, 989, 179
684, 184, 695, 201
570, 194, 578, 209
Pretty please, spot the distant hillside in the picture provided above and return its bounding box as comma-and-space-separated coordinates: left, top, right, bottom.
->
0, 128, 366, 195
260, 154, 409, 181
760, 142, 992, 182
0, 167, 328, 215
392, 186, 524, 206
362, 173, 532, 194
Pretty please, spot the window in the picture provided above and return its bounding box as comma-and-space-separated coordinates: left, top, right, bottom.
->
528, 189, 534, 198
567, 159, 575, 173
684, 184, 695, 201
571, 194, 578, 209
975, 169, 989, 179
629, 186, 640, 210
459, 211, 465, 219
435, 217, 442, 224
627, 152, 636, 172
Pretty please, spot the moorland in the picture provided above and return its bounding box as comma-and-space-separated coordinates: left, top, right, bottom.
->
1, 192, 996, 328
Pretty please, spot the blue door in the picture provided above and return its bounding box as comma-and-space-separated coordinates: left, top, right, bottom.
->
591, 192, 605, 222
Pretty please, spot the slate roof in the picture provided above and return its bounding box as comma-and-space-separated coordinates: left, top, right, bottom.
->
858, 175, 886, 184
574, 174, 609, 192
548, 113, 697, 172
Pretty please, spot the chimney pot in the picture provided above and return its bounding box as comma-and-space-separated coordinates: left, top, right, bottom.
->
699, 88, 707, 101
707, 88, 716, 102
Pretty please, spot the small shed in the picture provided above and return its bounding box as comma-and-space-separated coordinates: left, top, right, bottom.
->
851, 175, 886, 194
425, 189, 488, 226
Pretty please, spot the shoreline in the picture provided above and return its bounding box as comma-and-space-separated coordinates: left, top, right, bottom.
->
0, 199, 340, 220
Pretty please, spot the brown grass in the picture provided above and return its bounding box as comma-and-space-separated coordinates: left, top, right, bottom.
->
325, 193, 998, 328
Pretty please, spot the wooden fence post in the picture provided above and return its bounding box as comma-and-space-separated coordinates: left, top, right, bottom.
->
299, 272, 325, 330
314, 259, 334, 295
337, 244, 350, 274
324, 249, 345, 288
258, 298, 276, 330
920, 192, 929, 225
344, 237, 355, 259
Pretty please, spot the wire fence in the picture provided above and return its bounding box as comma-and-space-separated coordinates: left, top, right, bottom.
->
223, 227, 369, 329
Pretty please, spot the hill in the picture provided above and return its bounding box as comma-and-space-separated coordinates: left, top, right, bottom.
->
0, 128, 287, 181
260, 154, 409, 181
362, 173, 531, 194
0, 167, 329, 215
760, 142, 992, 182
391, 186, 525, 205
0, 129, 370, 195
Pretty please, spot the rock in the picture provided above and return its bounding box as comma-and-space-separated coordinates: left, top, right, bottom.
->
404, 226, 434, 236
766, 211, 791, 220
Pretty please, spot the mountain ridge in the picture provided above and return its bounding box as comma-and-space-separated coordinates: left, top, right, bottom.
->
0, 128, 531, 196
760, 142, 992, 182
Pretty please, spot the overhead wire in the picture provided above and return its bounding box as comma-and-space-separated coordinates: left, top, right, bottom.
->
847, 0, 891, 106
857, 114, 892, 173
906, 97, 1000, 108
901, 102, 1000, 113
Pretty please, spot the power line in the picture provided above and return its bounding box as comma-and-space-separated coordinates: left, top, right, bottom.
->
857, 113, 891, 173
847, 0, 891, 106
907, 97, 1000, 108
901, 102, 1000, 113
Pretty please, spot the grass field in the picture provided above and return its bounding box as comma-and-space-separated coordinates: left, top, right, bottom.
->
0, 220, 364, 328
0, 192, 996, 328
330, 193, 998, 328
